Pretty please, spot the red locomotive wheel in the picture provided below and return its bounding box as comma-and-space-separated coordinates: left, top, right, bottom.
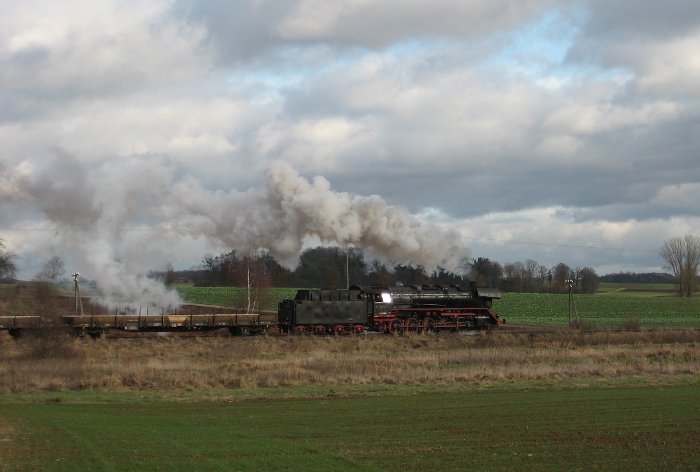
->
294, 326, 307, 335
334, 325, 346, 335
427, 318, 439, 332
404, 318, 419, 333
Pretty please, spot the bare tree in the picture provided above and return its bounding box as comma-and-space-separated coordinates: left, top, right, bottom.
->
579, 267, 599, 294
35, 256, 65, 282
163, 262, 179, 285
523, 259, 539, 292
661, 235, 700, 297
240, 252, 272, 313
503, 262, 524, 292
0, 238, 18, 279
552, 262, 572, 292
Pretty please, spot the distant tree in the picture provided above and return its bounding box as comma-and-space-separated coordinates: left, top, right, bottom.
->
255, 251, 292, 287
240, 254, 272, 313
522, 259, 540, 292
30, 256, 65, 317
552, 263, 572, 292
661, 235, 700, 297
294, 247, 367, 288
35, 256, 66, 282
502, 262, 524, 292
163, 262, 178, 285
536, 264, 550, 292
204, 251, 242, 286
599, 272, 675, 284
0, 239, 17, 280
431, 266, 467, 287
394, 264, 430, 286
500, 259, 550, 293
579, 267, 599, 294
470, 257, 503, 288
346, 247, 368, 287
368, 260, 392, 286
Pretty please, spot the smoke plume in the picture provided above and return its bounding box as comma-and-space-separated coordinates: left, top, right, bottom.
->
166, 162, 469, 270
2, 155, 469, 308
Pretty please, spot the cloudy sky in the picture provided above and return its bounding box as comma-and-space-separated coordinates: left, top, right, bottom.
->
2, 0, 700, 287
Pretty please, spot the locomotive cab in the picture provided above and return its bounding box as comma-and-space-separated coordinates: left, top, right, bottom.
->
373, 290, 394, 315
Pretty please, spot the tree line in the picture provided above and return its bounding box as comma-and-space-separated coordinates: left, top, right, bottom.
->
3, 234, 699, 296
167, 247, 601, 294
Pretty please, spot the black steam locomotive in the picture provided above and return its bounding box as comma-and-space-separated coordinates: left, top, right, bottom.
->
278, 284, 503, 334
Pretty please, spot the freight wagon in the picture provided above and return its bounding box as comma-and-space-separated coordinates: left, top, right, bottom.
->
61, 311, 277, 337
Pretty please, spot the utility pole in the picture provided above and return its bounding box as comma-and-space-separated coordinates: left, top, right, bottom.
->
346, 246, 350, 290
246, 257, 251, 314
565, 279, 573, 325
73, 272, 84, 316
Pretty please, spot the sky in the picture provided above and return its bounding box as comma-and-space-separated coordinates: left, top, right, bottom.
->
2, 0, 700, 298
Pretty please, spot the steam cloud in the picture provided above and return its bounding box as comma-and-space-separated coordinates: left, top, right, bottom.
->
1, 155, 469, 308
166, 163, 469, 269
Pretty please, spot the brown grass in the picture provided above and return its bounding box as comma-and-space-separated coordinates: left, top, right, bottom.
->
0, 330, 698, 394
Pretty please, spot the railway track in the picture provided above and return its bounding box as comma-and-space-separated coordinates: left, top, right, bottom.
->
94, 325, 700, 339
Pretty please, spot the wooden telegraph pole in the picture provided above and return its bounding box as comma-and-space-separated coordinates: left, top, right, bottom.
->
73, 272, 84, 316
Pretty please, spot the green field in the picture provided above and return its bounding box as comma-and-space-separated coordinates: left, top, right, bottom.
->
174, 284, 700, 327
173, 286, 297, 310
1, 383, 698, 471
494, 292, 700, 327
598, 282, 677, 296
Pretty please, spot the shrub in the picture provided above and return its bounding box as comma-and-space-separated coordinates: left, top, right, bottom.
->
621, 315, 641, 330
24, 328, 80, 360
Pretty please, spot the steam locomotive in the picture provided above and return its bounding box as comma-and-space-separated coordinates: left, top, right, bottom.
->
0, 284, 503, 337
278, 284, 504, 334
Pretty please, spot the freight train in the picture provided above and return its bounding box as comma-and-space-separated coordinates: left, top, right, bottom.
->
0, 284, 503, 337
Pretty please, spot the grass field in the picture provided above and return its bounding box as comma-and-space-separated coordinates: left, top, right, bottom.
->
494, 292, 700, 327
173, 284, 700, 328
173, 285, 297, 310
1, 383, 699, 471
3, 331, 698, 393
598, 282, 677, 295
2, 282, 698, 470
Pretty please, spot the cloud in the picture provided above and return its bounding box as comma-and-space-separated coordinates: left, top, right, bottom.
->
1, 1, 210, 124
174, 0, 556, 60
276, 0, 555, 46
568, 1, 700, 98
2, 0, 700, 283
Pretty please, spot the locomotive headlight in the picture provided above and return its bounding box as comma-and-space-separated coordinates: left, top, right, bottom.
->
381, 292, 392, 304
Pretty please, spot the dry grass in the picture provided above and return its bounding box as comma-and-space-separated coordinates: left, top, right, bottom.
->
0, 330, 698, 394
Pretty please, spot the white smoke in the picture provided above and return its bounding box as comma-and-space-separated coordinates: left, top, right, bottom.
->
165, 162, 469, 270
1, 155, 183, 310
2, 155, 469, 308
